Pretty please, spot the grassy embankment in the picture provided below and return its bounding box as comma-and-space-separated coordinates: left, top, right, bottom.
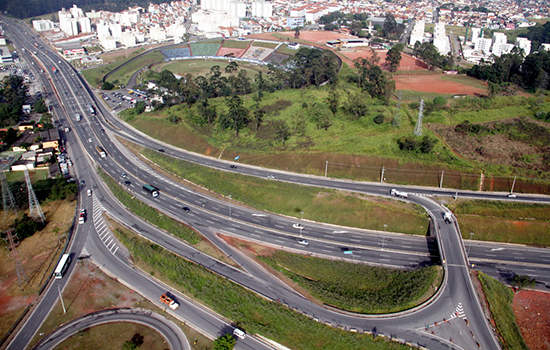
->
259, 251, 441, 314
137, 147, 429, 235
114, 227, 413, 350
477, 272, 528, 350
448, 199, 550, 247
81, 50, 164, 87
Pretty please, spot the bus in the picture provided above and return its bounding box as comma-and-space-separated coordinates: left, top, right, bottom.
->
143, 184, 160, 197
96, 145, 107, 158
54, 253, 71, 279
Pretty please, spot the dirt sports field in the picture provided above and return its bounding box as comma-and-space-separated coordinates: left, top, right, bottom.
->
247, 31, 487, 96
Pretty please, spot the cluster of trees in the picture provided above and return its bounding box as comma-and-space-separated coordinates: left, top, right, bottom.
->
0, 75, 28, 127
413, 42, 455, 70
466, 49, 550, 92
396, 135, 436, 154
318, 12, 405, 39
351, 49, 395, 102
151, 48, 339, 109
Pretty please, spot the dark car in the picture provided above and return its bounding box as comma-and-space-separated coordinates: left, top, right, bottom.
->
80, 180, 85, 185
159, 149, 165, 152
121, 173, 127, 178
124, 180, 131, 186
230, 165, 237, 169
100, 128, 105, 133
182, 206, 190, 212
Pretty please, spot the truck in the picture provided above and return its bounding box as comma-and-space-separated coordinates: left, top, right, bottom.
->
160, 293, 179, 310
390, 188, 408, 198
87, 104, 95, 115
96, 146, 107, 158
143, 184, 159, 198
443, 212, 453, 224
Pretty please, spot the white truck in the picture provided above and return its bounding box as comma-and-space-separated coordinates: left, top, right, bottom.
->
390, 188, 409, 198
443, 212, 453, 224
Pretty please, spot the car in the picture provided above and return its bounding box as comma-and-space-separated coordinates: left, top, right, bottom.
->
233, 328, 246, 340
80, 180, 85, 185
121, 173, 128, 178
88, 138, 92, 143
87, 189, 92, 196
182, 206, 190, 212
507, 193, 517, 198
159, 149, 165, 152
267, 175, 275, 179
230, 165, 237, 169
293, 223, 304, 229
81, 208, 86, 215
298, 239, 309, 246
100, 128, 105, 133
124, 180, 131, 185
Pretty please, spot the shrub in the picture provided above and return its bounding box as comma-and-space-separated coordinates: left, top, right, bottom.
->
373, 114, 385, 124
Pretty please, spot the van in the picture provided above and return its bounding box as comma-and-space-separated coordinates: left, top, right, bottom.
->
233, 328, 246, 340
75, 113, 81, 122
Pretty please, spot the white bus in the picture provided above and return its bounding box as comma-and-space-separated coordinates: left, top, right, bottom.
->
54, 253, 71, 279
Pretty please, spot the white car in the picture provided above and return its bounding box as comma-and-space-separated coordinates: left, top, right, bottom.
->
88, 138, 92, 143
298, 239, 309, 246
293, 223, 304, 229
267, 175, 275, 179
507, 193, 517, 198
233, 328, 246, 340
87, 189, 92, 196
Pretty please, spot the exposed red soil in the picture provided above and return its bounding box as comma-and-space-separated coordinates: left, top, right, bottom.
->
394, 74, 487, 95
512, 290, 550, 350
216, 47, 246, 58
341, 50, 428, 71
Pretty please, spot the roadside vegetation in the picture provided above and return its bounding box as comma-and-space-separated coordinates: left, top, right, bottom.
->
447, 199, 550, 247
477, 272, 528, 350
259, 251, 441, 314
139, 148, 429, 235
114, 228, 412, 350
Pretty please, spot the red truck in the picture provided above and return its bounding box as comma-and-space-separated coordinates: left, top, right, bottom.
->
160, 293, 179, 310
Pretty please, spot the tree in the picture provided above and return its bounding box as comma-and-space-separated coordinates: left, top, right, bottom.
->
383, 13, 397, 38
343, 92, 369, 120
512, 274, 536, 291
385, 43, 404, 72
373, 114, 385, 124
294, 26, 300, 38
214, 333, 236, 350
272, 120, 291, 145
101, 81, 114, 90
354, 53, 395, 100
33, 98, 48, 113
327, 87, 339, 118
222, 95, 249, 136
225, 61, 239, 74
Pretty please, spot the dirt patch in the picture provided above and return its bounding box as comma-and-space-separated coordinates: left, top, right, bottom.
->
429, 118, 550, 172
341, 50, 428, 71
512, 290, 550, 350
247, 31, 358, 45
393, 74, 488, 95
216, 47, 247, 58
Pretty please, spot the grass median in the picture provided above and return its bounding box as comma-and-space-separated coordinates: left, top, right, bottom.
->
259, 251, 441, 314
477, 272, 527, 350
114, 227, 413, 350
140, 148, 430, 235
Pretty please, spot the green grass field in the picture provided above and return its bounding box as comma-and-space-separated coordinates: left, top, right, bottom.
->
275, 45, 299, 56
260, 251, 441, 313
251, 41, 279, 49
477, 272, 528, 350
448, 200, 550, 247
106, 51, 164, 85
190, 41, 222, 56
115, 228, 412, 350
222, 39, 251, 49
156, 59, 269, 77
141, 148, 429, 235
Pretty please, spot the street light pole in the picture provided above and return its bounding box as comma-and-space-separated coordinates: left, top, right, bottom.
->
468, 232, 475, 257
228, 195, 232, 220
58, 285, 66, 313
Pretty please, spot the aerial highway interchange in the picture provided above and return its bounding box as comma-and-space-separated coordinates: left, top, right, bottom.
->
3, 17, 550, 350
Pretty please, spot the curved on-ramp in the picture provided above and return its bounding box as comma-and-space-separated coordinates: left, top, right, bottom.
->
32, 308, 189, 350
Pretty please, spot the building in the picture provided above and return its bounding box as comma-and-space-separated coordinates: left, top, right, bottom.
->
515, 37, 531, 56
149, 25, 167, 42
32, 19, 55, 32
120, 31, 137, 47
0, 46, 13, 63
251, 1, 272, 19
433, 22, 449, 55
287, 17, 304, 28
58, 8, 78, 36
40, 129, 61, 150
99, 36, 117, 51
491, 32, 507, 56
78, 16, 92, 33
475, 37, 493, 55
409, 20, 425, 46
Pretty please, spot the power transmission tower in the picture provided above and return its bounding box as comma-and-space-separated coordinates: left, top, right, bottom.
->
3, 229, 29, 287
393, 90, 402, 128
414, 99, 424, 136
1, 168, 18, 220
24, 169, 45, 224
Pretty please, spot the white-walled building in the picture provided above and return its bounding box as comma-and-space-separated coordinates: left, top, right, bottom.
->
229, 1, 246, 17
120, 31, 137, 47
59, 9, 78, 36
109, 23, 122, 40
32, 19, 55, 31
433, 22, 449, 55
475, 37, 493, 55
78, 16, 92, 33
491, 32, 507, 56
149, 25, 167, 41
470, 27, 481, 44
515, 37, 531, 56
192, 10, 239, 33
168, 23, 187, 39
409, 20, 425, 46
99, 36, 117, 50
540, 43, 550, 52
96, 21, 110, 38
251, 1, 273, 19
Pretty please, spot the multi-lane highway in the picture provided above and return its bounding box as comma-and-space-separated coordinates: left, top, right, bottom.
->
4, 16, 549, 350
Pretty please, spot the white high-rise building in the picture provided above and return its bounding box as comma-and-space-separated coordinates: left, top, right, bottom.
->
109, 23, 122, 40
100, 36, 117, 51
475, 37, 493, 55
150, 25, 167, 41
202, 0, 231, 12
96, 21, 110, 39
59, 8, 77, 36
32, 19, 54, 31
515, 37, 531, 56
433, 22, 449, 55
168, 23, 187, 39
120, 31, 137, 47
78, 17, 91, 33
491, 32, 507, 56
409, 20, 425, 46
230, 1, 247, 17
69, 5, 84, 19
251, 1, 273, 18
470, 27, 481, 44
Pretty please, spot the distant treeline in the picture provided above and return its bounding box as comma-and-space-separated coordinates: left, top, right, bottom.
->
1, 0, 168, 19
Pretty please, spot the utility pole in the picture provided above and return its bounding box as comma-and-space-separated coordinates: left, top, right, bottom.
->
440, 170, 444, 188
380, 166, 385, 183
228, 195, 232, 220
324, 161, 328, 178
58, 285, 66, 313
24, 169, 45, 224
510, 176, 517, 194
3, 229, 28, 287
